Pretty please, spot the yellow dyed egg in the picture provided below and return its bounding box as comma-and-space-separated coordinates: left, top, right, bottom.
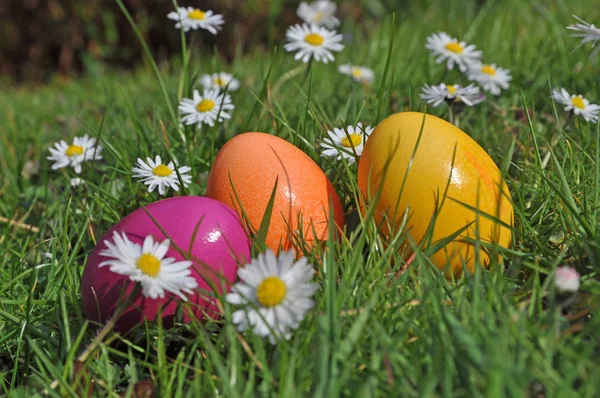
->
357, 112, 513, 275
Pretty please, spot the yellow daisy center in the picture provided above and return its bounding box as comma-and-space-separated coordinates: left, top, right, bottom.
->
213, 77, 226, 87
152, 164, 172, 177
65, 145, 84, 157
188, 9, 206, 20
136, 253, 161, 277
256, 276, 287, 307
481, 64, 497, 76
305, 33, 324, 46
340, 134, 363, 148
196, 99, 215, 113
351, 68, 363, 78
571, 97, 585, 109
445, 42, 464, 54
314, 11, 323, 22
447, 85, 457, 94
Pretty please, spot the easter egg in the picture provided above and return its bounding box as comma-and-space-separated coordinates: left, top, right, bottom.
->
357, 112, 513, 275
206, 132, 345, 252
81, 196, 251, 332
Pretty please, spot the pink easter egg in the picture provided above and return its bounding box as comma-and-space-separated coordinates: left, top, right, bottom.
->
81, 196, 251, 332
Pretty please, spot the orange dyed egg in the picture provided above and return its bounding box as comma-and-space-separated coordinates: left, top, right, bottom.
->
358, 112, 513, 275
206, 132, 345, 252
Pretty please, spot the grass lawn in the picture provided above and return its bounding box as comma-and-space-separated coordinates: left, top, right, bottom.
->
1, 0, 600, 396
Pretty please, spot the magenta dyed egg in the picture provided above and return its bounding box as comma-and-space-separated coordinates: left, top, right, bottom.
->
81, 196, 251, 332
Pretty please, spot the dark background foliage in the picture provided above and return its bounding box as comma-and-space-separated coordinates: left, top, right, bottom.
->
0, 0, 380, 83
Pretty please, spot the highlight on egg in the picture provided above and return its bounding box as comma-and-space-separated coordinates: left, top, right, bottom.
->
81, 196, 251, 332
206, 132, 345, 253
357, 112, 513, 276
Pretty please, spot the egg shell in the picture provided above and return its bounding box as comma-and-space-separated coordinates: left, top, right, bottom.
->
357, 112, 513, 275
206, 132, 345, 253
81, 196, 251, 332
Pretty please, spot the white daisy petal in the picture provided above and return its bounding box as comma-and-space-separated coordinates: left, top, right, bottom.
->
179, 89, 234, 128
425, 32, 482, 72
200, 72, 241, 92
264, 249, 280, 276
232, 309, 250, 330
466, 63, 511, 96
142, 235, 154, 254
551, 87, 599, 123
131, 155, 192, 196
297, 1, 339, 28
249, 309, 271, 337
167, 7, 224, 34
567, 16, 600, 59
154, 239, 171, 259
285, 23, 344, 64
47, 134, 103, 174
228, 283, 256, 304
226, 249, 319, 344
319, 123, 373, 163
420, 83, 485, 108
226, 292, 245, 305
282, 264, 313, 287
98, 232, 197, 300
237, 266, 264, 287
277, 250, 296, 275
338, 64, 374, 84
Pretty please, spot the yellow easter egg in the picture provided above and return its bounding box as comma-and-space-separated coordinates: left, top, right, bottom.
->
357, 112, 513, 275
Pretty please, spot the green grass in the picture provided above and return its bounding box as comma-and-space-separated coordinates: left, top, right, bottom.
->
1, 0, 600, 396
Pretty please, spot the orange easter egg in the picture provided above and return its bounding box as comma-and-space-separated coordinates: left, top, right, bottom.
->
357, 112, 513, 275
206, 132, 345, 252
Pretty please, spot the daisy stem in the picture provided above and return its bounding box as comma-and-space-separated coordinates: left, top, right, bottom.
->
562, 112, 574, 131
451, 102, 461, 128
211, 93, 229, 160
173, 0, 190, 147
175, 0, 189, 103
210, 125, 218, 161
448, 104, 455, 125
301, 57, 314, 86
115, 0, 182, 144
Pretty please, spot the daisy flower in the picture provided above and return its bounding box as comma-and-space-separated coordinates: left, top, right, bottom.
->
320, 123, 374, 164
179, 89, 234, 127
425, 32, 482, 72
338, 64, 375, 84
297, 1, 340, 29
567, 16, 600, 59
70, 178, 84, 187
99, 232, 198, 300
551, 88, 600, 123
226, 250, 318, 344
284, 23, 344, 64
167, 7, 224, 34
555, 266, 580, 294
200, 72, 241, 92
132, 156, 192, 196
467, 62, 511, 96
420, 83, 485, 107
47, 134, 103, 174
